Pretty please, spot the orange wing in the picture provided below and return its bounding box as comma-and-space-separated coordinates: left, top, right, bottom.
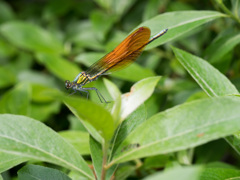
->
86, 27, 151, 76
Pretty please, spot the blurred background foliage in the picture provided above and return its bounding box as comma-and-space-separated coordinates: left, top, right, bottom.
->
0, 0, 240, 179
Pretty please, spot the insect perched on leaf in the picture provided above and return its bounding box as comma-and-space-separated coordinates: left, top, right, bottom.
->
65, 27, 168, 103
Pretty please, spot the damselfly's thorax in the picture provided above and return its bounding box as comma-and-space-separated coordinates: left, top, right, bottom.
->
74, 71, 92, 85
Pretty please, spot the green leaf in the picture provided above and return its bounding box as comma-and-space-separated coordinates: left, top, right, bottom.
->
29, 101, 61, 122
172, 47, 239, 96
0, 21, 63, 54
89, 136, 103, 180
0, 66, 16, 88
112, 0, 136, 16
0, 152, 28, 173
0, 114, 94, 179
0, 1, 15, 23
120, 76, 161, 120
200, 168, 240, 180
63, 96, 115, 141
31, 84, 60, 102
90, 10, 117, 42
89, 136, 117, 180
103, 78, 121, 101
143, 166, 203, 180
18, 164, 71, 180
36, 53, 81, 81
143, 155, 170, 170
143, 0, 163, 21
18, 70, 58, 88
137, 11, 225, 50
103, 78, 122, 122
0, 37, 16, 57
110, 96, 240, 164
93, 0, 111, 10
59, 130, 90, 155
110, 105, 147, 159
67, 21, 104, 51
0, 82, 31, 115
114, 165, 136, 180
204, 33, 240, 63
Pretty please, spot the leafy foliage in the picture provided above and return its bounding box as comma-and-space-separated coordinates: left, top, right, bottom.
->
0, 0, 240, 180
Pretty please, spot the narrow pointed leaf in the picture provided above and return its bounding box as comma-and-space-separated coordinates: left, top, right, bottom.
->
204, 33, 240, 63
0, 114, 94, 179
121, 76, 160, 120
172, 47, 238, 96
89, 136, 102, 180
110, 96, 240, 164
63, 96, 115, 141
110, 105, 147, 159
138, 11, 225, 50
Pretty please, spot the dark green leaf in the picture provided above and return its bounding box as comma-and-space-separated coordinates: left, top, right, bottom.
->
0, 82, 30, 115
204, 33, 240, 63
0, 66, 16, 88
18, 164, 71, 180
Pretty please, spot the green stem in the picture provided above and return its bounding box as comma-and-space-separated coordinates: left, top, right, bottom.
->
101, 143, 108, 180
214, 0, 240, 24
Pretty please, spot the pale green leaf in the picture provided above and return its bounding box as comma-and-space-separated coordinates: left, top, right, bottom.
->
137, 11, 225, 50
120, 76, 161, 120
0, 114, 94, 179
0, 152, 28, 173
110, 96, 240, 164
172, 47, 239, 96
59, 130, 90, 155
143, 166, 203, 180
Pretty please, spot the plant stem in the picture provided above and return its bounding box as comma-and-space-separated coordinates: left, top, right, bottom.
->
101, 143, 108, 180
214, 0, 240, 24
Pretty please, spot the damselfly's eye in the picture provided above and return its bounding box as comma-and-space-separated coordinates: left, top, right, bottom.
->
65, 80, 71, 89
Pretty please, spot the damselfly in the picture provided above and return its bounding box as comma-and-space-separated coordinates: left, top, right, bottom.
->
65, 27, 168, 103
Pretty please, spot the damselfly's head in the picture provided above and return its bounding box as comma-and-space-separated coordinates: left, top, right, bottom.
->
65, 80, 73, 89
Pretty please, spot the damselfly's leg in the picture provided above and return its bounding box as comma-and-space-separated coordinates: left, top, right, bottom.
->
69, 89, 83, 96
75, 88, 89, 99
82, 87, 109, 103
69, 90, 76, 96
